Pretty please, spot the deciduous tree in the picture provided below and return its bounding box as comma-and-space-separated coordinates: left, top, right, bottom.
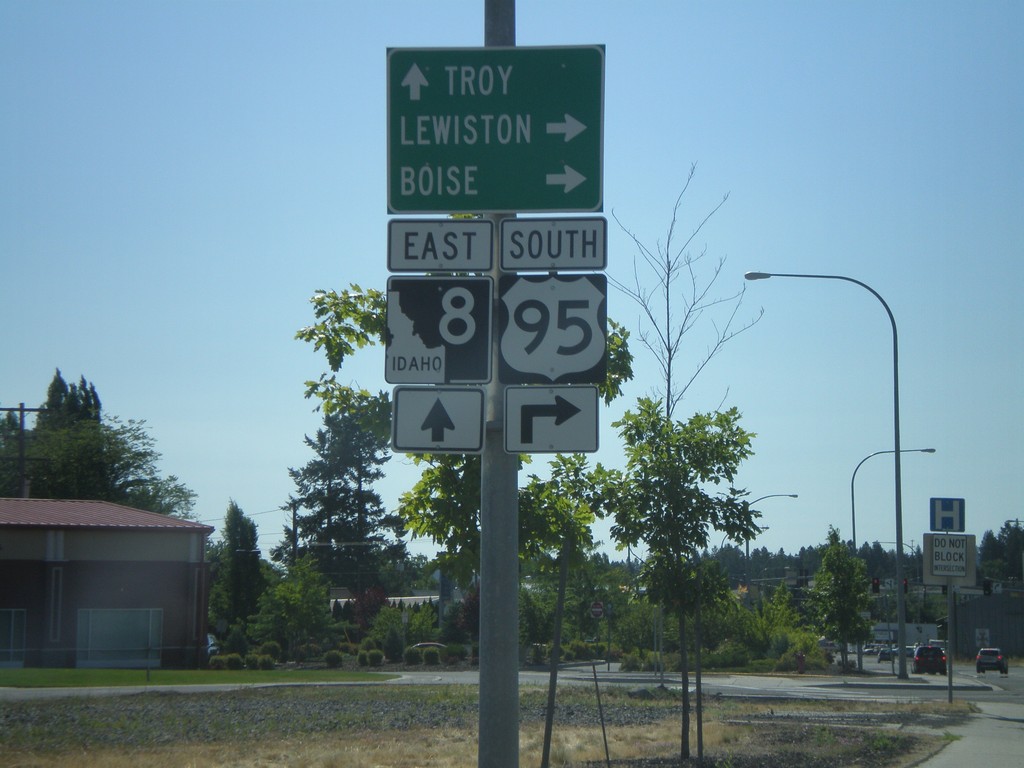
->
807, 527, 871, 670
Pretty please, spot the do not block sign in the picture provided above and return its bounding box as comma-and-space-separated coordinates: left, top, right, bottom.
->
922, 533, 976, 585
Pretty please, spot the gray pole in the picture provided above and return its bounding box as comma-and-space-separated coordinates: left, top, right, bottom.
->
479, 3, 520, 768
745, 271, 910, 678
946, 577, 954, 702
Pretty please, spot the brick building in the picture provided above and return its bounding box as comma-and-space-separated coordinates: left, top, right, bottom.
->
0, 498, 213, 668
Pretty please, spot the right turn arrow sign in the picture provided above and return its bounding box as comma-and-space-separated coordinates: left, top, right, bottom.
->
504, 385, 598, 454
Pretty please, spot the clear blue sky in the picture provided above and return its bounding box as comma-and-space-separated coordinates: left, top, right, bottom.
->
3, 2, 1021, 566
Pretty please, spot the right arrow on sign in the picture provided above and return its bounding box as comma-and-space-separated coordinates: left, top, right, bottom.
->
520, 395, 580, 442
545, 114, 587, 141
546, 165, 586, 193
422, 399, 455, 441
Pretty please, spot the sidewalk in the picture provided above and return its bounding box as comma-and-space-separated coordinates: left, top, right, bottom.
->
916, 700, 1024, 768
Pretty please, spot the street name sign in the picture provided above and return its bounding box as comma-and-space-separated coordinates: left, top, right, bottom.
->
387, 45, 604, 213
500, 217, 607, 271
923, 533, 977, 585
504, 385, 598, 454
392, 386, 485, 454
930, 497, 965, 532
385, 276, 492, 384
388, 218, 493, 272
498, 274, 607, 384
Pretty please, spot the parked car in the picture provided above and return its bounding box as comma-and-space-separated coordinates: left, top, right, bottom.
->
912, 645, 947, 675
877, 646, 895, 662
975, 647, 1008, 675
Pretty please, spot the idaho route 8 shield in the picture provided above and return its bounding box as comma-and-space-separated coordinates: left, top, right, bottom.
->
386, 276, 492, 384
498, 274, 606, 384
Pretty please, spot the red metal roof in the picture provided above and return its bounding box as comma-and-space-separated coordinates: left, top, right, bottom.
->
0, 498, 214, 533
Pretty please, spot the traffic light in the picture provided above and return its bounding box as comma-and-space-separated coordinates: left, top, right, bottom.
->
983, 579, 993, 595
871, 577, 880, 594
903, 578, 908, 594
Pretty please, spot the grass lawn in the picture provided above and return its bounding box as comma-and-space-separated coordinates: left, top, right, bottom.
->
0, 666, 397, 688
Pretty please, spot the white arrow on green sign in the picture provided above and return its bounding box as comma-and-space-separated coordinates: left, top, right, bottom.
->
387, 45, 604, 214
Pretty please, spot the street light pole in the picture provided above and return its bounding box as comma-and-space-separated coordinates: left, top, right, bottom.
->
851, 449, 935, 550
745, 270, 911, 678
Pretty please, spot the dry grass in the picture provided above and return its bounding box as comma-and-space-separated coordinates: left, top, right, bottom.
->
4, 721, 693, 768
1, 688, 972, 768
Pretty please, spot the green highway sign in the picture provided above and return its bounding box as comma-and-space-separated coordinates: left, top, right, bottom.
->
387, 46, 604, 213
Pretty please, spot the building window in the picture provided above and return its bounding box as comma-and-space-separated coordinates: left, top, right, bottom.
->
0, 609, 27, 666
48, 567, 63, 642
76, 608, 163, 668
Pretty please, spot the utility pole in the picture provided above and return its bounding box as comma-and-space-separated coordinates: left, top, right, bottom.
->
0, 403, 47, 497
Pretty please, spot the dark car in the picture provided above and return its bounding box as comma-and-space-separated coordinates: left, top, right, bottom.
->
912, 645, 947, 674
877, 646, 895, 662
975, 647, 1008, 675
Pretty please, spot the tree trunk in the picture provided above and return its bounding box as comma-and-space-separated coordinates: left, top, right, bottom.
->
695, 568, 704, 760
540, 549, 570, 768
679, 612, 690, 760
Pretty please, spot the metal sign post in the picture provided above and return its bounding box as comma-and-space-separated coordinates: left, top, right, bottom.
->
477, 9, 519, 768
946, 576, 954, 703
383, 5, 605, 765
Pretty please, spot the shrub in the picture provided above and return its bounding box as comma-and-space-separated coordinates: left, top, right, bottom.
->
619, 651, 644, 672
245, 654, 260, 670
529, 644, 546, 666
257, 654, 275, 670
423, 647, 441, 665
445, 643, 468, 662
216, 653, 244, 670
338, 642, 359, 657
208, 655, 228, 670
383, 625, 405, 662
368, 649, 385, 667
324, 650, 343, 669
404, 646, 423, 665
258, 641, 282, 661
222, 625, 250, 657
567, 639, 592, 660
357, 650, 370, 667
360, 637, 379, 651
704, 641, 751, 670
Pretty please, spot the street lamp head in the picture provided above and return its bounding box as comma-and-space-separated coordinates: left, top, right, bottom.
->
920, 448, 936, 454
744, 272, 773, 280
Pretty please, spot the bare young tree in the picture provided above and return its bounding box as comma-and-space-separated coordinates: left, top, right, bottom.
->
610, 163, 763, 420
609, 163, 763, 758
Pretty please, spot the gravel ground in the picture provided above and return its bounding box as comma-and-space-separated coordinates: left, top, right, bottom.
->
0, 685, 967, 767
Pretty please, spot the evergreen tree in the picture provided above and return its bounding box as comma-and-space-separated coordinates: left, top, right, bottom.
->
279, 409, 405, 592
12, 370, 194, 516
37, 369, 101, 429
208, 501, 266, 633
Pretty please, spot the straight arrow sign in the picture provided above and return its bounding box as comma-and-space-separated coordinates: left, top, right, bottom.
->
392, 386, 484, 454
401, 63, 428, 101
422, 398, 455, 441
